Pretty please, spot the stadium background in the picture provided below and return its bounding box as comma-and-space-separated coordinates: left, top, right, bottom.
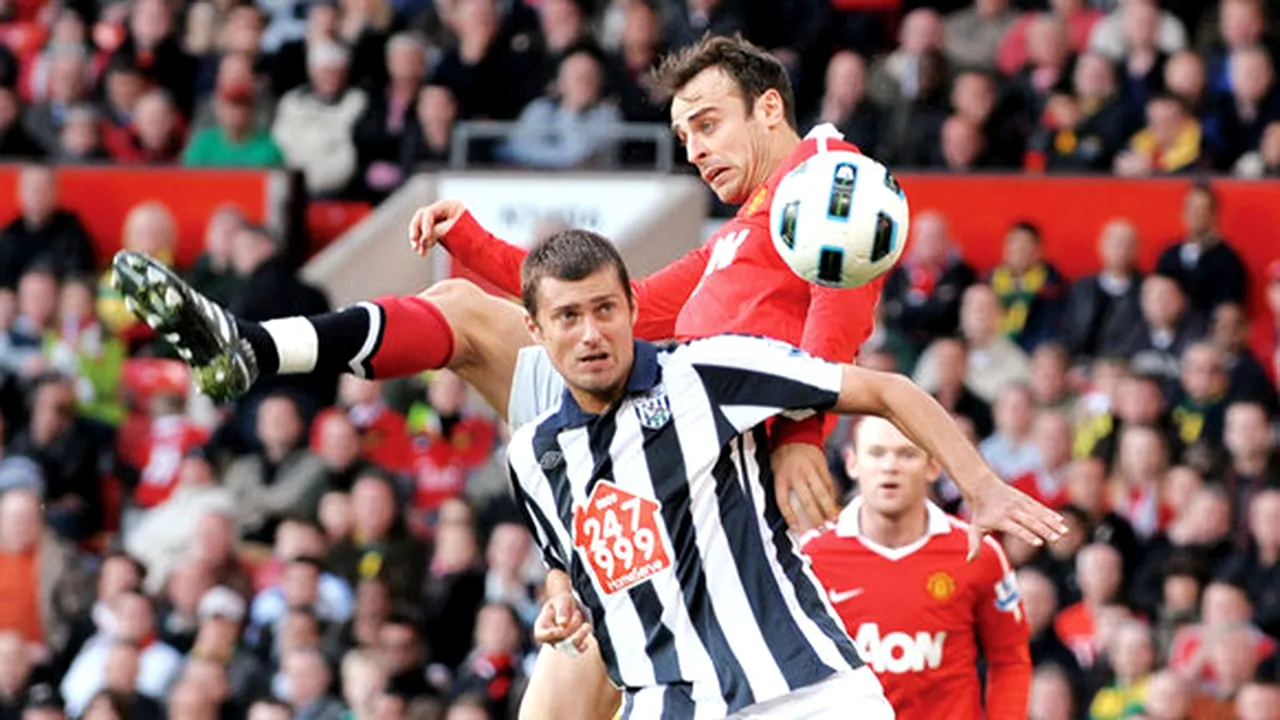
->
0, 0, 1277, 717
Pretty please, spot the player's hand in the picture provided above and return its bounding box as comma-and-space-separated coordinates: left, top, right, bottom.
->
408, 199, 467, 257
771, 442, 841, 533
533, 591, 592, 655
964, 475, 1066, 562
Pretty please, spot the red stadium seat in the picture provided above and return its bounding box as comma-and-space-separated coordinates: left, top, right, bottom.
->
306, 200, 373, 254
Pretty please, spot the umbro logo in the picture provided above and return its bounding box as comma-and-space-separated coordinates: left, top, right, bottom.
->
539, 451, 563, 470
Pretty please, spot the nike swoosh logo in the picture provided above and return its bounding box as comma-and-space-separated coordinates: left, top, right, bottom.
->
828, 588, 864, 603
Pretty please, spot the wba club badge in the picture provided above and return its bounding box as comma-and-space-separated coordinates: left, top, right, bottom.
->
633, 393, 672, 430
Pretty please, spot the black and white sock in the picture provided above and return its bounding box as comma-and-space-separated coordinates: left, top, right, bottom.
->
237, 302, 385, 378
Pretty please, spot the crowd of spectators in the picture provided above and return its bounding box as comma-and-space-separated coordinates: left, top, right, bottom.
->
0, 0, 1277, 201
0, 0, 1275, 718
866, 181, 1280, 720
0, 164, 531, 720
0, 170, 1277, 720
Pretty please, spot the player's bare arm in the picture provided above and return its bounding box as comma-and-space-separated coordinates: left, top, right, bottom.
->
833, 365, 1069, 557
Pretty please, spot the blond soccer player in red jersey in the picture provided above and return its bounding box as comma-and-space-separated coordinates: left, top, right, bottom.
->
802, 416, 1034, 719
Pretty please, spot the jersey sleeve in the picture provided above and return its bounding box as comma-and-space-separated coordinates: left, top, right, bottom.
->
506, 460, 568, 573
440, 211, 528, 297
800, 277, 883, 366
771, 277, 882, 449
631, 243, 711, 342
443, 210, 710, 341
680, 335, 844, 437
974, 537, 1033, 718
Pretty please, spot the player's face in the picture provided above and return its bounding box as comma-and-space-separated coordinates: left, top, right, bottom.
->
670, 67, 781, 205
528, 266, 637, 412
848, 417, 940, 519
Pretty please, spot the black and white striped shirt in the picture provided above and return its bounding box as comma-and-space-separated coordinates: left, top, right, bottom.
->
507, 335, 865, 719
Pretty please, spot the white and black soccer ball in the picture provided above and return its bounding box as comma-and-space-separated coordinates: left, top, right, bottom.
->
769, 150, 910, 289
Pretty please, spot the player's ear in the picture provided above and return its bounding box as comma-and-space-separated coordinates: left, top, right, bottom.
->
524, 311, 543, 343
843, 445, 857, 480
925, 457, 943, 483
754, 88, 786, 129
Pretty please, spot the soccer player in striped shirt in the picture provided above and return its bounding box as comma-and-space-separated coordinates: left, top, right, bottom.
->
113, 233, 1064, 718
499, 228, 1048, 717
802, 416, 1033, 719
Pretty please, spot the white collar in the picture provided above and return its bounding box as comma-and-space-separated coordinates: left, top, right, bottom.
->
835, 497, 954, 561
805, 123, 845, 141
836, 496, 952, 538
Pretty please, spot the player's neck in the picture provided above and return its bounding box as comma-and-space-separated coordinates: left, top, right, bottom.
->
859, 503, 930, 549
751, 129, 802, 191
569, 381, 627, 416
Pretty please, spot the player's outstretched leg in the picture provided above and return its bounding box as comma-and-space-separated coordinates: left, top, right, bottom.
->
110, 250, 530, 412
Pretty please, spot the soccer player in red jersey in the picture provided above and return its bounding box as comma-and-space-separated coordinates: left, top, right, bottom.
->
803, 416, 1034, 719
410, 39, 882, 535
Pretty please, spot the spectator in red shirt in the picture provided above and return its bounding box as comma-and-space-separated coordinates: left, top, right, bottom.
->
408, 370, 496, 524
1168, 580, 1277, 692
116, 375, 209, 512
1110, 424, 1175, 540
1013, 410, 1074, 509
1187, 624, 1267, 718
998, 0, 1102, 77
336, 375, 414, 476
1056, 542, 1125, 669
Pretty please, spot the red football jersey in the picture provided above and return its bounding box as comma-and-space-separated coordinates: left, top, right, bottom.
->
117, 414, 210, 509
802, 500, 1032, 720
410, 414, 497, 511
1009, 470, 1070, 510
440, 124, 882, 362
441, 125, 884, 446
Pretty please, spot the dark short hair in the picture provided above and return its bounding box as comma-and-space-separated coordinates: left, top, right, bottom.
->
521, 229, 632, 317
284, 606, 320, 627
1148, 91, 1191, 116
560, 41, 606, 73
651, 34, 797, 130
249, 697, 292, 712
1008, 220, 1042, 241
287, 555, 327, 574
1186, 178, 1219, 211
102, 549, 148, 586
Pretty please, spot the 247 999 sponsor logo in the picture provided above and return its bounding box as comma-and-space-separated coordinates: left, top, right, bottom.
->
573, 481, 673, 595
